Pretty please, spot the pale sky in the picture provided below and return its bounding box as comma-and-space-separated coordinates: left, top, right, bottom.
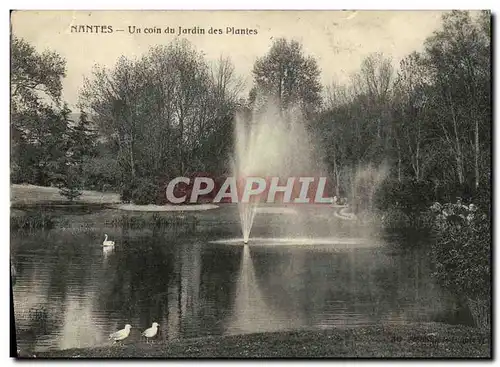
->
11, 10, 449, 109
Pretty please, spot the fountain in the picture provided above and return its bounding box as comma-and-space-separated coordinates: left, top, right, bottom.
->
232, 101, 325, 244
225, 96, 390, 247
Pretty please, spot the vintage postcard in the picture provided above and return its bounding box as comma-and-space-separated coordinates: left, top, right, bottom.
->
10, 9, 491, 359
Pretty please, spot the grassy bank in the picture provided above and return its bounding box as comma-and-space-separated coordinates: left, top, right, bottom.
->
11, 184, 220, 212
10, 184, 222, 231
11, 184, 121, 205
30, 323, 490, 359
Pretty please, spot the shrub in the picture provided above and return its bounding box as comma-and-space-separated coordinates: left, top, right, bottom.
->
59, 185, 82, 201
374, 178, 435, 214
379, 208, 411, 229
101, 183, 113, 192
81, 156, 120, 192
130, 179, 159, 205
120, 181, 135, 203
429, 200, 491, 330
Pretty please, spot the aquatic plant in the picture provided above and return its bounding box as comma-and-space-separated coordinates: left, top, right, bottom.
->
11, 211, 55, 231
105, 213, 198, 230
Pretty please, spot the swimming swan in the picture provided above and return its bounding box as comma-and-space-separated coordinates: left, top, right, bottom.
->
103, 234, 115, 247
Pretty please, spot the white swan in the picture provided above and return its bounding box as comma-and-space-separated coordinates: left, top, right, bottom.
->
103, 234, 115, 247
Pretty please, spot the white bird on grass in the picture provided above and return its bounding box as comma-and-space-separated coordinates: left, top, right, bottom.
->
141, 322, 159, 344
103, 234, 115, 247
109, 324, 131, 344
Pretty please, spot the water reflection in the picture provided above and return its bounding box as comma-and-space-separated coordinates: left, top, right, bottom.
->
227, 245, 301, 335
102, 246, 114, 260
12, 227, 463, 353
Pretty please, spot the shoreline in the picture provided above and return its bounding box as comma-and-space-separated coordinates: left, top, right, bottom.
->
25, 323, 490, 359
10, 184, 220, 213
109, 203, 219, 211
11, 184, 349, 213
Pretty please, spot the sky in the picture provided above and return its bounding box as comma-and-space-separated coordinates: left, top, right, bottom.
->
11, 10, 450, 109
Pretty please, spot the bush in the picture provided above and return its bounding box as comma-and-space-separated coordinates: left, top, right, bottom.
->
130, 179, 159, 205
101, 183, 113, 192
81, 156, 120, 192
429, 200, 491, 330
120, 181, 136, 203
374, 178, 435, 214
379, 207, 411, 229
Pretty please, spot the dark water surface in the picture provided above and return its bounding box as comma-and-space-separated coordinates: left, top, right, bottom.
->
11, 207, 467, 352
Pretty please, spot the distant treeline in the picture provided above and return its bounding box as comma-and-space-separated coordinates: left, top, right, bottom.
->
11, 11, 491, 208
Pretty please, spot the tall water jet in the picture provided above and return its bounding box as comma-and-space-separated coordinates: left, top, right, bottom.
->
232, 100, 327, 243
239, 201, 257, 244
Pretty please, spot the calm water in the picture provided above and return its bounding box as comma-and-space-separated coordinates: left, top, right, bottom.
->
11, 207, 466, 353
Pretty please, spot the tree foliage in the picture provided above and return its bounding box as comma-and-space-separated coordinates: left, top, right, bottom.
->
11, 36, 69, 186
11, 36, 66, 106
315, 11, 491, 205
251, 38, 322, 119
80, 40, 243, 201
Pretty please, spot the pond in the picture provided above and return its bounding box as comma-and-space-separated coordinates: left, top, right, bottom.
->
11, 205, 471, 353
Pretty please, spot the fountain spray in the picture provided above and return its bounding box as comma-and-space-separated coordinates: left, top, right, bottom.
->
232, 98, 326, 244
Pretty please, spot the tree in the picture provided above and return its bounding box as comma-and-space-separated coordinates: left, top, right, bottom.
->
80, 39, 243, 203
315, 53, 396, 200
350, 53, 395, 159
70, 110, 97, 161
392, 52, 431, 181
315, 11, 490, 208
251, 38, 322, 119
58, 165, 83, 201
11, 36, 66, 107
423, 11, 490, 188
10, 36, 68, 185
324, 80, 351, 110
57, 109, 98, 201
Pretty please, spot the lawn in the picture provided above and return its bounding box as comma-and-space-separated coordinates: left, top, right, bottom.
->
11, 184, 121, 205
10, 184, 219, 212
29, 323, 490, 359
